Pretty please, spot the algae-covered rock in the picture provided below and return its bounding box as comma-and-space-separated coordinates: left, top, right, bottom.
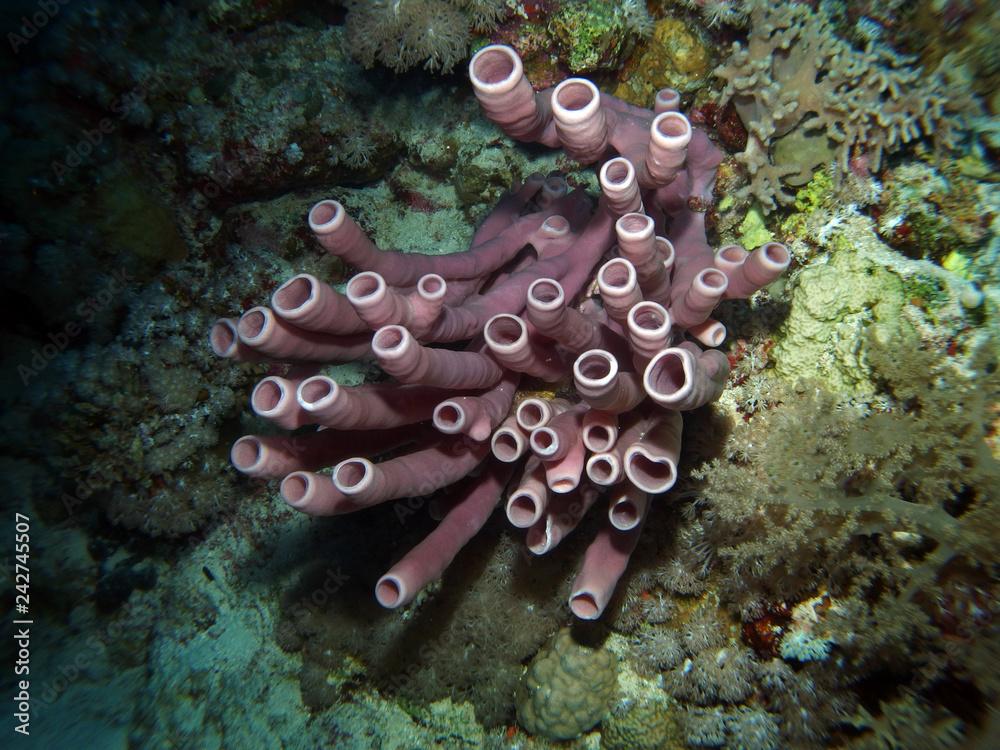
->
548, 0, 638, 74
614, 17, 713, 106
515, 628, 617, 740
452, 147, 518, 208
877, 161, 990, 262
737, 204, 773, 250
414, 698, 485, 749
206, 0, 302, 30
773, 249, 906, 395
92, 167, 187, 264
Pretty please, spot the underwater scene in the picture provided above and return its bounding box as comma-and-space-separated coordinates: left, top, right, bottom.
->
1, 0, 999, 748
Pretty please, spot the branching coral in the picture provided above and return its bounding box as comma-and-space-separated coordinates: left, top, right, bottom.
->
714, 0, 968, 210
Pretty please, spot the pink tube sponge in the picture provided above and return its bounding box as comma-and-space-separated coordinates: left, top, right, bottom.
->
551, 78, 610, 164
623, 411, 683, 493
724, 242, 792, 299
469, 45, 553, 144
372, 325, 503, 389
238, 306, 371, 362
644, 343, 730, 411
271, 274, 367, 335
296, 377, 446, 429
376, 462, 514, 609
643, 112, 692, 186
569, 518, 645, 620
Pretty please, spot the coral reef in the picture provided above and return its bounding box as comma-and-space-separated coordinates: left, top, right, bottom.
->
666, 645, 757, 705
876, 160, 992, 262
40, 269, 253, 537
546, 0, 650, 74
685, 214, 999, 743
603, 696, 683, 750
771, 243, 906, 394
684, 705, 782, 749
907, 0, 1000, 112
38, 2, 409, 203
487, 0, 655, 88
274, 520, 569, 727
3, 1, 998, 748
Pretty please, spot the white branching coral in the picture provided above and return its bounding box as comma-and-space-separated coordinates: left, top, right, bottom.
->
679, 0, 750, 29
346, 0, 508, 73
618, 0, 655, 37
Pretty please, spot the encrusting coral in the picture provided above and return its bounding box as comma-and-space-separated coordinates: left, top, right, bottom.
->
211, 44, 791, 621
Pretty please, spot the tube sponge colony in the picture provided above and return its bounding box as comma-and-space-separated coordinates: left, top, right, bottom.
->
211, 45, 790, 620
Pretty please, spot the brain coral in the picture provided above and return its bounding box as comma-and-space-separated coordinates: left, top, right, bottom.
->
515, 628, 618, 740
603, 697, 683, 750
